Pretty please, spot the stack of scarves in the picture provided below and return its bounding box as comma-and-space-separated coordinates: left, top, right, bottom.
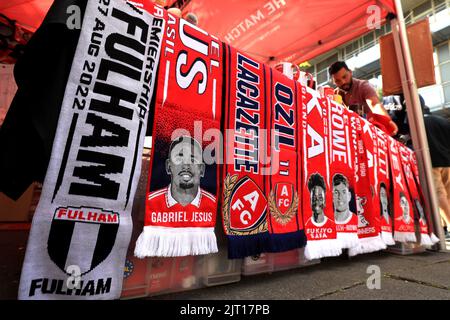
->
16, 2, 441, 302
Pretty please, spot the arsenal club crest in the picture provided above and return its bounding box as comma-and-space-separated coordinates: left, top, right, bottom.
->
269, 183, 298, 226
47, 206, 119, 276
223, 175, 268, 235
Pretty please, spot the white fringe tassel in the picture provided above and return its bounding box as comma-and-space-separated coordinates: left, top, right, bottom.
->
430, 233, 440, 244
336, 232, 359, 249
304, 239, 342, 260
394, 231, 417, 243
421, 232, 441, 246
134, 226, 218, 258
381, 231, 395, 246
348, 235, 387, 257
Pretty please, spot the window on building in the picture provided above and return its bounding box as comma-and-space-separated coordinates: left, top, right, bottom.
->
363, 32, 375, 48
434, 0, 446, 13
413, 0, 432, 18
437, 42, 450, 105
317, 69, 329, 85
443, 83, 450, 103
437, 42, 450, 63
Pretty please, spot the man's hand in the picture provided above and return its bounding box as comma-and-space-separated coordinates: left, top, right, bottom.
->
366, 95, 398, 136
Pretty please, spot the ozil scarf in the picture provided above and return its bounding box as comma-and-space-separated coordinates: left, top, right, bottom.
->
399, 145, 439, 246
221, 45, 271, 259
373, 126, 395, 245
266, 68, 306, 252
19, 0, 164, 299
327, 100, 359, 249
302, 87, 342, 260
134, 10, 222, 257
348, 115, 386, 256
388, 137, 416, 243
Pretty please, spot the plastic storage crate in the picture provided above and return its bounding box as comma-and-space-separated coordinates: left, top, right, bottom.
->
203, 248, 242, 287
242, 253, 274, 276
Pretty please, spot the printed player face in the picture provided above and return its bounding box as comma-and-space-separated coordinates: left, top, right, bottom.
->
400, 196, 410, 219
380, 186, 388, 210
167, 140, 205, 190
311, 186, 325, 215
333, 182, 351, 213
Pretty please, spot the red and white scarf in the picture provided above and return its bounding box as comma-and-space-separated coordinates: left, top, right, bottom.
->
266, 67, 306, 252
302, 87, 342, 260
388, 137, 416, 243
134, 11, 222, 257
328, 100, 359, 249
399, 146, 439, 246
348, 116, 386, 256
373, 127, 395, 245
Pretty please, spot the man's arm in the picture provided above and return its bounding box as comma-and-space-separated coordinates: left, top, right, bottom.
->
364, 91, 399, 136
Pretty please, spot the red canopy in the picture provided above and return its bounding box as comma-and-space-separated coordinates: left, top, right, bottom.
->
183, 0, 396, 64
0, 0, 53, 31
1, 0, 396, 63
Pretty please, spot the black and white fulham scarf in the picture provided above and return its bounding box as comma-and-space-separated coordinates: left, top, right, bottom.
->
18, 0, 164, 299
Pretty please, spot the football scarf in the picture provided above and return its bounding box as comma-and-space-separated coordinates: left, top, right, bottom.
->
134, 10, 222, 257
410, 151, 440, 245
348, 115, 386, 256
374, 126, 395, 245
266, 68, 307, 252
19, 0, 164, 299
388, 137, 416, 243
221, 45, 271, 259
302, 87, 342, 260
399, 146, 439, 246
327, 100, 359, 249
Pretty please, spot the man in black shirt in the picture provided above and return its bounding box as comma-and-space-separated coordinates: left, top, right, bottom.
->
423, 107, 450, 238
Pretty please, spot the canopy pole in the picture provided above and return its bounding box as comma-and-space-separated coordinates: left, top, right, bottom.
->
391, 0, 446, 250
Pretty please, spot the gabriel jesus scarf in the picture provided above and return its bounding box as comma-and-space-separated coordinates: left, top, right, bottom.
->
266, 68, 306, 252
388, 137, 416, 243
327, 100, 358, 249
348, 115, 386, 256
373, 126, 395, 245
399, 145, 439, 246
19, 0, 164, 299
134, 10, 222, 257
302, 87, 342, 260
221, 45, 271, 259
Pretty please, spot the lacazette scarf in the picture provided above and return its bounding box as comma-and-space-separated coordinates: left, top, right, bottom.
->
134, 9, 222, 257
399, 145, 439, 246
348, 115, 386, 256
221, 45, 271, 259
327, 100, 359, 249
266, 68, 307, 253
302, 87, 342, 260
19, 0, 164, 299
388, 136, 416, 243
373, 126, 395, 245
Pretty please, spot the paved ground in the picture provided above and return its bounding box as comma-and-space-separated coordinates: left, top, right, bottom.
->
152, 249, 450, 300
2, 228, 450, 300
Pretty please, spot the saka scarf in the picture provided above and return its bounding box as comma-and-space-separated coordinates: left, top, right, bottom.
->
19, 0, 164, 299
134, 10, 222, 257
399, 145, 439, 246
348, 115, 386, 256
373, 126, 395, 245
388, 136, 416, 243
302, 88, 342, 260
